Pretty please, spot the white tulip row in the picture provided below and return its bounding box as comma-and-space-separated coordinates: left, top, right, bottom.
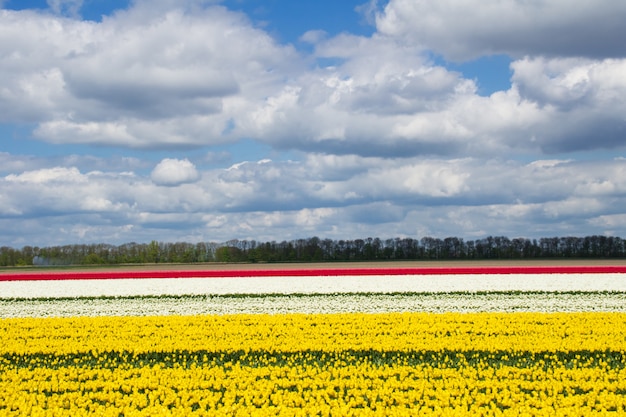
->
2, 291, 626, 318
1, 273, 625, 317
3, 273, 626, 299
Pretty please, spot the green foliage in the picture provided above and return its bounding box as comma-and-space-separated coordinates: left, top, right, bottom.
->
1, 234, 625, 267
2, 349, 624, 371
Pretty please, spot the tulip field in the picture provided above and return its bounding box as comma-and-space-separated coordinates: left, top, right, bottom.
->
1, 264, 626, 416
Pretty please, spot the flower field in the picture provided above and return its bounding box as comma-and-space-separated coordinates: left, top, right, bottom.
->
1, 265, 626, 415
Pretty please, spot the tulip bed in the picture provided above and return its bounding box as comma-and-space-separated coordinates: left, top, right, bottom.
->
2, 264, 625, 281
1, 266, 626, 416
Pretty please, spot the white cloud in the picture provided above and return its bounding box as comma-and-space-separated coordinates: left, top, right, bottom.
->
151, 158, 200, 186
5, 167, 86, 184
0, 153, 38, 174
510, 57, 626, 152
0, 4, 300, 147
1, 0, 626, 247
300, 30, 327, 44
1, 154, 626, 246
512, 57, 626, 109
2, 1, 626, 159
375, 0, 626, 60
47, 0, 83, 17
238, 34, 487, 156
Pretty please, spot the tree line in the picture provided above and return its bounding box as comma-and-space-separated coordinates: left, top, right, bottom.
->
1, 235, 625, 267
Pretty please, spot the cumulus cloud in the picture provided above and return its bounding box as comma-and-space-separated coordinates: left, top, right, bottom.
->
231, 31, 625, 158
237, 34, 486, 157
1, 153, 626, 246
0, 4, 299, 147
1, 0, 626, 246
0, 152, 146, 176
151, 158, 200, 186
47, 0, 83, 17
512, 57, 626, 109
0, 152, 39, 175
510, 57, 626, 153
2, 0, 626, 159
5, 167, 87, 184
1, 155, 626, 246
375, 0, 626, 60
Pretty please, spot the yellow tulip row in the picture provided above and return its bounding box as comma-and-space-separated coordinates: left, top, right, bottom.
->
1, 312, 626, 416
2, 312, 626, 355
2, 354, 626, 416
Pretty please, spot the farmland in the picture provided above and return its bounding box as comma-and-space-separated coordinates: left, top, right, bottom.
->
1, 263, 626, 415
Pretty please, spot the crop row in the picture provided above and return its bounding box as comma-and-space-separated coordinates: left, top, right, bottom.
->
2, 350, 626, 416
3, 265, 626, 281
3, 291, 626, 318
4, 273, 626, 299
3, 312, 626, 355
2, 312, 626, 415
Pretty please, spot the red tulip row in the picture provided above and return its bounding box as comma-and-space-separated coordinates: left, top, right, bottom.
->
1, 265, 626, 281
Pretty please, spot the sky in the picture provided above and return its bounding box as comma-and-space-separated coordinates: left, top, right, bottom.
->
1, 0, 626, 248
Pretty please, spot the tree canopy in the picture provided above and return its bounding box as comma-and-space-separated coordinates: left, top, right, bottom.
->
1, 235, 625, 267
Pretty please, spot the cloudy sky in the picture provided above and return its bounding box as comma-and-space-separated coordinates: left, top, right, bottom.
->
1, 0, 626, 248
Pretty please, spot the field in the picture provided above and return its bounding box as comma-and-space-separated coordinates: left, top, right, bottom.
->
2, 262, 626, 415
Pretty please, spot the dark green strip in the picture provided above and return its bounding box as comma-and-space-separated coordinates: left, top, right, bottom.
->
1, 349, 623, 371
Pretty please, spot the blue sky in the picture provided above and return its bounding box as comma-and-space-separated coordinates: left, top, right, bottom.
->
1, 0, 626, 248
